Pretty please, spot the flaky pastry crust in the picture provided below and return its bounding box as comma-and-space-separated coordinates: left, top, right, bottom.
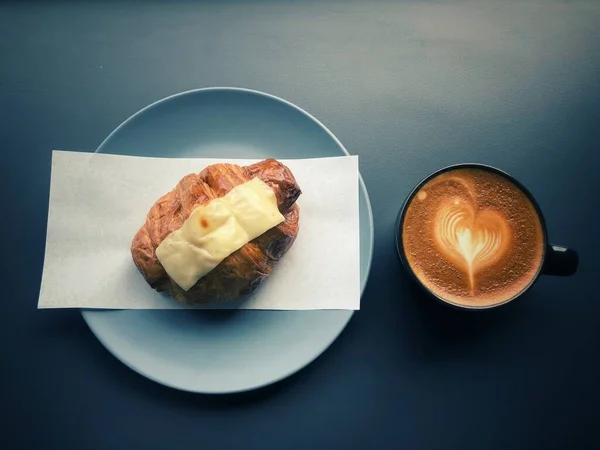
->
131, 159, 301, 304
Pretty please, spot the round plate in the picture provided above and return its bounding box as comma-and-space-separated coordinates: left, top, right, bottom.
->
81, 87, 374, 394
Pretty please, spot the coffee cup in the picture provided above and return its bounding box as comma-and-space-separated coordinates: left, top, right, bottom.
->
395, 164, 578, 310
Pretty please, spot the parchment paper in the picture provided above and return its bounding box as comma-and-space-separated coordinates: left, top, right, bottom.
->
38, 151, 360, 310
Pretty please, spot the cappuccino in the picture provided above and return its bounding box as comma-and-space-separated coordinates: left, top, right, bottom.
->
401, 167, 545, 307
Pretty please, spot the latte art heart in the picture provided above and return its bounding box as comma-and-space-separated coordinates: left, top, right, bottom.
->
434, 199, 511, 292
402, 167, 545, 306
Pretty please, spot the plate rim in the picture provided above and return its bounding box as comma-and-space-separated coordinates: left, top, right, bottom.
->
81, 86, 374, 394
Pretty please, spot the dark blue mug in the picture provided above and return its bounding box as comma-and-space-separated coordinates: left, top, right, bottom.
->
395, 164, 578, 310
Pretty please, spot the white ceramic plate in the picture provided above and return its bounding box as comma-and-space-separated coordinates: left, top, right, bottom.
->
81, 88, 374, 394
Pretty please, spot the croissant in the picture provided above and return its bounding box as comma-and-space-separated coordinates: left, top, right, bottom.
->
131, 159, 301, 304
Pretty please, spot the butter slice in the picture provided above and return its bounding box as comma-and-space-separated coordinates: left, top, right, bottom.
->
155, 178, 285, 291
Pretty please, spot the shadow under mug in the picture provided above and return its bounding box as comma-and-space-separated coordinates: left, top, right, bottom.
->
395, 163, 578, 310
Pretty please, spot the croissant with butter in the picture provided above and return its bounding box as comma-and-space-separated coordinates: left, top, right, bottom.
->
131, 159, 301, 304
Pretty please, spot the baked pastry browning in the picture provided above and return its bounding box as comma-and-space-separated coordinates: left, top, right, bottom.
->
131, 159, 301, 304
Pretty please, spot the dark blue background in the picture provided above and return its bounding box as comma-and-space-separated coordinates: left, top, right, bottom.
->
2, 1, 599, 449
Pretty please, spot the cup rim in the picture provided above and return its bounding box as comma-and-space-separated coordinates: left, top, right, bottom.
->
395, 163, 549, 310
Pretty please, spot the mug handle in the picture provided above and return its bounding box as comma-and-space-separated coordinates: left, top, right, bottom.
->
542, 245, 578, 276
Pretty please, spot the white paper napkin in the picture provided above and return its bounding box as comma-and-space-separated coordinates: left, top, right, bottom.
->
38, 151, 360, 310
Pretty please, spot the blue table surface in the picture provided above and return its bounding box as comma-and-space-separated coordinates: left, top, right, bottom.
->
2, 1, 599, 449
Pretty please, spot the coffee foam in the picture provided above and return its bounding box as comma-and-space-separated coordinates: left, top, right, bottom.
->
402, 168, 545, 307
